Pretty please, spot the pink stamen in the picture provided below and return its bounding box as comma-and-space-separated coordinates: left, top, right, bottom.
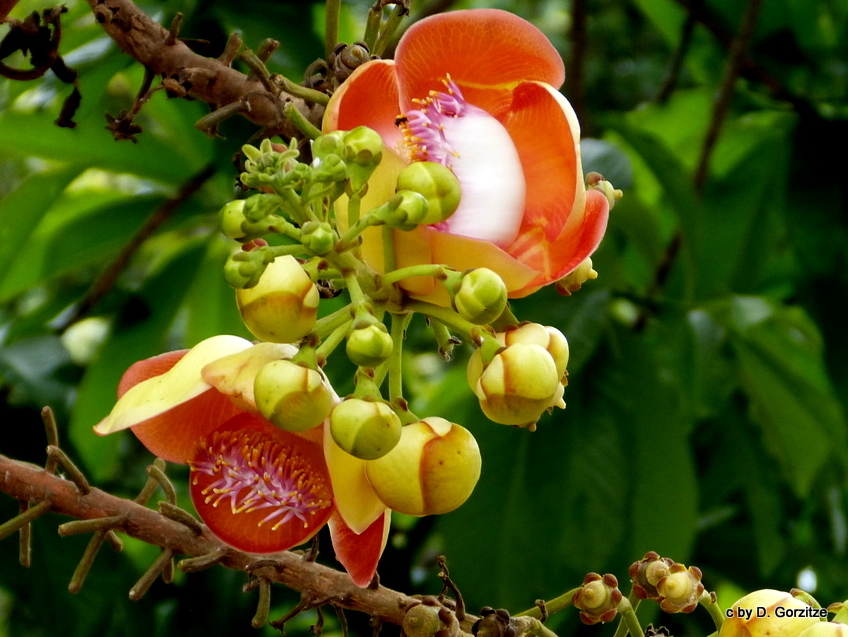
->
397, 76, 467, 167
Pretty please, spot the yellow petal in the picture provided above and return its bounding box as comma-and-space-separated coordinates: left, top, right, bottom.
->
324, 424, 388, 534
94, 335, 252, 435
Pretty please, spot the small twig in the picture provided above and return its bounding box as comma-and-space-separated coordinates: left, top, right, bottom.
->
270, 592, 314, 631
0, 500, 51, 542
251, 576, 272, 628
335, 606, 349, 637
656, 0, 699, 102
129, 546, 175, 600
158, 502, 204, 534
145, 463, 177, 504
436, 555, 466, 622
59, 514, 126, 536
46, 446, 90, 494
18, 501, 32, 567
178, 547, 227, 573
42, 406, 60, 475
312, 606, 325, 635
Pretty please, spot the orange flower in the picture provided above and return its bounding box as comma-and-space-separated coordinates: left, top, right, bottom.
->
324, 8, 609, 301
94, 336, 389, 586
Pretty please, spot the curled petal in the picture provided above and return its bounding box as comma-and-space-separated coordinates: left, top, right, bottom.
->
329, 510, 391, 587
395, 9, 564, 117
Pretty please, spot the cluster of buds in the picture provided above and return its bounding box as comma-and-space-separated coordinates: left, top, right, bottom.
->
629, 552, 704, 614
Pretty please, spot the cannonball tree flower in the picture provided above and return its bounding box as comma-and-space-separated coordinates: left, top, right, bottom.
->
323, 8, 610, 301
93, 335, 390, 586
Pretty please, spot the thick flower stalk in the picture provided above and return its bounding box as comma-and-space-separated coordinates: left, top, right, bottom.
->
324, 8, 611, 302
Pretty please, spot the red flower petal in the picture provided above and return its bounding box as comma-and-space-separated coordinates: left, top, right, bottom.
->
323, 60, 402, 148
190, 413, 334, 554
507, 188, 610, 297
395, 9, 564, 118
503, 82, 580, 243
329, 510, 391, 587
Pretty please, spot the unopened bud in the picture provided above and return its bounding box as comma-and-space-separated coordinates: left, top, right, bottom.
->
629, 551, 674, 600
346, 322, 394, 368
395, 162, 461, 224
573, 573, 622, 625
301, 221, 336, 256
373, 191, 430, 230
556, 257, 598, 296
365, 417, 481, 516
242, 192, 282, 222
223, 248, 273, 289
329, 398, 402, 460
344, 126, 383, 192
452, 268, 507, 325
253, 360, 335, 432
500, 323, 569, 380
721, 590, 820, 637
312, 131, 346, 162
474, 342, 564, 428
656, 564, 703, 613
236, 255, 319, 343
586, 172, 622, 209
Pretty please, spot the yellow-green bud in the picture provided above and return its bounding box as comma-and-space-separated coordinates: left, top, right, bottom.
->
501, 323, 569, 380
242, 192, 282, 222
220, 200, 249, 241
395, 161, 461, 224
312, 131, 346, 161
586, 172, 622, 210
655, 564, 703, 613
329, 398, 402, 460
346, 322, 394, 368
452, 268, 507, 325
365, 417, 481, 516
474, 342, 564, 428
573, 573, 622, 625
374, 191, 429, 230
236, 255, 319, 343
720, 590, 821, 637
344, 126, 383, 192
300, 220, 337, 256
555, 257, 598, 296
253, 360, 334, 432
800, 624, 848, 637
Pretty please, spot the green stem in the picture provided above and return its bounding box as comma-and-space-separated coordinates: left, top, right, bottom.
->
313, 304, 355, 340
372, 4, 406, 57
347, 192, 362, 232
382, 225, 396, 273
316, 318, 352, 361
405, 299, 491, 345
617, 598, 645, 637
274, 73, 330, 106
324, 0, 341, 61
284, 101, 322, 140
344, 268, 368, 307
700, 591, 725, 632
363, 2, 382, 52
381, 264, 447, 287
387, 312, 412, 401
266, 243, 308, 259
0, 500, 52, 542
516, 588, 579, 619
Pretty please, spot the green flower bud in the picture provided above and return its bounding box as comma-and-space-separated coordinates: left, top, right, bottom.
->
329, 398, 402, 460
220, 200, 249, 240
395, 161, 461, 224
312, 131, 346, 161
452, 268, 507, 325
474, 342, 564, 429
365, 417, 481, 516
573, 573, 622, 625
243, 192, 282, 222
300, 220, 337, 256
344, 126, 383, 192
223, 248, 272, 289
372, 191, 430, 230
721, 590, 820, 637
236, 255, 319, 343
312, 153, 347, 184
346, 322, 394, 368
586, 172, 622, 210
254, 360, 335, 432
655, 563, 704, 613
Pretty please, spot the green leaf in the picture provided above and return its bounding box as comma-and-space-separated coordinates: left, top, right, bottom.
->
0, 165, 83, 287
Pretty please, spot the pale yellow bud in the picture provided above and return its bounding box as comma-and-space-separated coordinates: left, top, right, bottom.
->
253, 360, 334, 432
720, 590, 822, 637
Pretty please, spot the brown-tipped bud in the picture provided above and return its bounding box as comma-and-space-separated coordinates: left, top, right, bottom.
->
254, 360, 335, 432
236, 255, 319, 343
720, 590, 821, 637
573, 573, 622, 625
629, 551, 674, 600
656, 563, 704, 613
365, 417, 481, 516
555, 257, 598, 296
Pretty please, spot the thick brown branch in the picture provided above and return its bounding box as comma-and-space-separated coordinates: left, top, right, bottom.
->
84, 0, 319, 134
0, 453, 417, 626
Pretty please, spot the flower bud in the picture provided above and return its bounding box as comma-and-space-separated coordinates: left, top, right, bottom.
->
329, 398, 402, 460
344, 126, 383, 192
346, 322, 394, 368
586, 172, 622, 210
800, 624, 848, 637
312, 131, 346, 162
628, 551, 674, 600
573, 573, 622, 625
253, 360, 335, 432
555, 257, 598, 296
655, 563, 703, 613
365, 417, 481, 516
395, 161, 461, 224
452, 268, 507, 325
219, 200, 249, 240
242, 192, 282, 222
720, 590, 821, 637
501, 323, 570, 380
223, 248, 272, 289
312, 153, 348, 185
474, 342, 564, 428
372, 191, 430, 231
236, 255, 319, 343
300, 220, 337, 256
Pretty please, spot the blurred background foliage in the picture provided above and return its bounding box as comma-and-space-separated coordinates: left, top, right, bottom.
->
1, 0, 847, 635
